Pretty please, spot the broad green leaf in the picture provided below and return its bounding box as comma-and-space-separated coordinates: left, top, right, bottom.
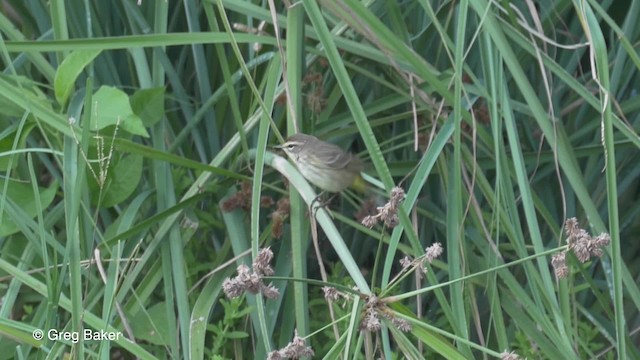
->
89, 153, 143, 208
92, 86, 149, 137
128, 302, 172, 346
130, 87, 166, 127
54, 49, 102, 106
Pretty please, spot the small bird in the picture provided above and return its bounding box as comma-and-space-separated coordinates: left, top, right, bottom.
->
274, 133, 366, 193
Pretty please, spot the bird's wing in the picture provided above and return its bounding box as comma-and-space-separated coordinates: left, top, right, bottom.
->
315, 142, 364, 171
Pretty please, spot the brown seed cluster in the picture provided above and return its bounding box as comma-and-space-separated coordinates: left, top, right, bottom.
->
270, 197, 291, 239
500, 350, 524, 360
565, 218, 610, 262
399, 243, 443, 279
354, 197, 377, 223
221, 182, 275, 213
220, 182, 291, 239
303, 71, 326, 114
361, 187, 405, 228
223, 248, 279, 299
360, 295, 411, 333
552, 218, 611, 279
267, 329, 314, 360
321, 286, 351, 303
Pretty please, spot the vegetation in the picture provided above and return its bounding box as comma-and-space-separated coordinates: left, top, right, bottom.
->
0, 0, 638, 359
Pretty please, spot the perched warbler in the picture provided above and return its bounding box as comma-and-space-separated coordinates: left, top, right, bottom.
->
275, 133, 367, 193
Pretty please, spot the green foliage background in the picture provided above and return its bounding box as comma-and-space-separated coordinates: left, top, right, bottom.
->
0, 0, 638, 359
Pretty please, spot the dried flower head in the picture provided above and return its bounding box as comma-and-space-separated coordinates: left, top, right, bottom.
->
500, 351, 523, 360
306, 86, 326, 114
551, 252, 568, 279
267, 329, 314, 360
361, 186, 405, 229
322, 287, 340, 302
564, 217, 610, 263
301, 70, 326, 114
425, 243, 443, 263
359, 295, 411, 332
572, 239, 591, 263
260, 196, 275, 208
361, 306, 381, 332
220, 195, 242, 212
592, 233, 611, 257
399, 256, 413, 269
275, 197, 291, 215
361, 215, 379, 228
222, 248, 280, 299
271, 215, 284, 239
261, 283, 280, 299
253, 248, 275, 276
222, 265, 256, 298
222, 183, 277, 212
270, 197, 291, 239
565, 218, 590, 246
391, 317, 412, 332
355, 197, 377, 223
472, 99, 491, 125
394, 243, 444, 283
553, 218, 611, 279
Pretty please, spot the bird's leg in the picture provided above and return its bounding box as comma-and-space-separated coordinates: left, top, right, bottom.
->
310, 192, 325, 218
310, 192, 338, 218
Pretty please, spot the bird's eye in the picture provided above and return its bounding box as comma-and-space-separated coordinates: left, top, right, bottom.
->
287, 144, 295, 149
